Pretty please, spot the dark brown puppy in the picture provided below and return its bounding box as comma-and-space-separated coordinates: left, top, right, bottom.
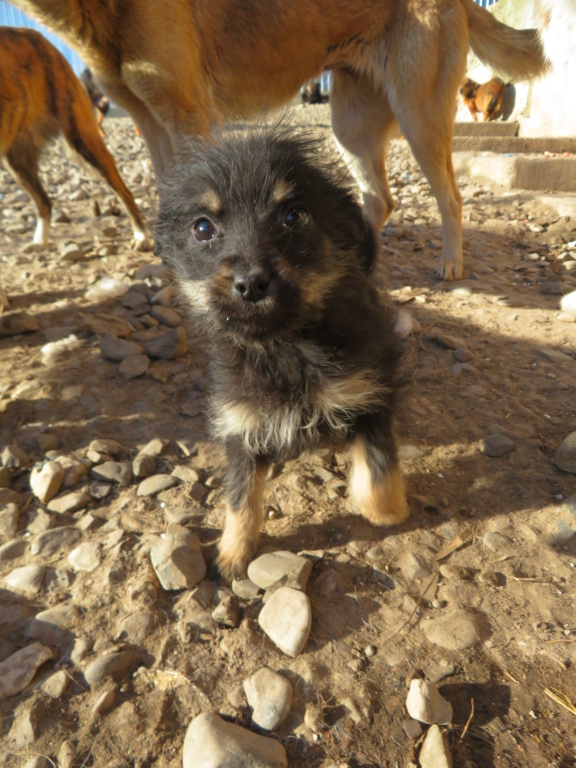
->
460, 76, 507, 121
156, 126, 409, 579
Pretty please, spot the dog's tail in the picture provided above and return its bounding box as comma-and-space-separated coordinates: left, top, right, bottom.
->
460, 0, 549, 81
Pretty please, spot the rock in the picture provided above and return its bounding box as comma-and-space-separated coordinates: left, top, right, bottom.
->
554, 432, 576, 474
1, 444, 30, 470
84, 312, 134, 338
26, 605, 80, 646
150, 305, 182, 327
150, 525, 206, 590
91, 686, 117, 719
419, 724, 453, 768
144, 326, 187, 359
183, 711, 287, 768
133, 454, 157, 478
35, 432, 61, 452
138, 438, 168, 457
5, 565, 45, 595
211, 590, 241, 628
0, 642, 53, 697
121, 290, 149, 309
0, 503, 19, 537
232, 577, 262, 600
258, 587, 312, 657
68, 541, 101, 572
117, 612, 157, 644
247, 551, 313, 591
84, 650, 140, 686
30, 461, 65, 502
41, 669, 69, 698
30, 526, 82, 557
118, 354, 150, 379
91, 461, 133, 485
403, 719, 423, 739
406, 679, 453, 725
57, 739, 76, 768
537, 347, 573, 363
171, 465, 201, 484
9, 701, 42, 746
421, 609, 481, 651
47, 489, 91, 514
481, 433, 515, 458
137, 473, 178, 496
243, 667, 293, 730
0, 538, 27, 561
60, 241, 83, 261
24, 758, 51, 768
100, 334, 144, 362
0, 312, 40, 336
89, 439, 123, 456
400, 551, 434, 581
482, 532, 513, 554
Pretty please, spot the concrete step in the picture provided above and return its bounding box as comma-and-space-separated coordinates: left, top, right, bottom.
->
453, 136, 576, 154
454, 152, 576, 194
454, 121, 519, 137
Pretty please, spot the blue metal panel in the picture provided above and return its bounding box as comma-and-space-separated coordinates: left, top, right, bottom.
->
0, 1, 85, 73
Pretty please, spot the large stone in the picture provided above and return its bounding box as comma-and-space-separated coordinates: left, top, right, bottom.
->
0, 643, 53, 698
420, 610, 481, 651
419, 724, 453, 768
406, 679, 453, 725
554, 432, 576, 474
30, 526, 82, 557
84, 650, 140, 686
100, 335, 144, 362
26, 604, 80, 645
183, 711, 287, 768
150, 525, 206, 590
91, 461, 133, 485
243, 667, 293, 730
247, 551, 313, 591
5, 565, 45, 595
258, 587, 312, 657
144, 326, 187, 359
30, 461, 65, 502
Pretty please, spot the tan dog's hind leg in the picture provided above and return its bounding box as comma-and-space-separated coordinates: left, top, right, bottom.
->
331, 70, 397, 234
217, 459, 269, 581
349, 436, 409, 527
5, 138, 51, 249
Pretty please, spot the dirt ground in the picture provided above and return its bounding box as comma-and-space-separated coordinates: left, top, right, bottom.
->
1, 105, 576, 768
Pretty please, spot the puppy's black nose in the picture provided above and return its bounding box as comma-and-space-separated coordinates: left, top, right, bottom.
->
233, 269, 272, 303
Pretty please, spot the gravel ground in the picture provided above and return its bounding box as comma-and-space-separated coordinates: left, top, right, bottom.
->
1, 105, 576, 768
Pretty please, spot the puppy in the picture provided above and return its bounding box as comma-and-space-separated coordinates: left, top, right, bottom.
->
0, 28, 150, 251
12, 0, 549, 281
156, 126, 409, 579
460, 76, 507, 122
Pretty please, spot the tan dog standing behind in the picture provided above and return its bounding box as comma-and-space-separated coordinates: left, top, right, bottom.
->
12, 0, 548, 280
460, 76, 507, 121
0, 28, 150, 251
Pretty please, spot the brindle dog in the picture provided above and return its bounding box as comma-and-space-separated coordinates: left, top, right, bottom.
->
156, 126, 409, 579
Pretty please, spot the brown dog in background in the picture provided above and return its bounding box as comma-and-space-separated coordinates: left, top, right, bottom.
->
0, 28, 150, 251
12, 0, 548, 280
460, 76, 507, 121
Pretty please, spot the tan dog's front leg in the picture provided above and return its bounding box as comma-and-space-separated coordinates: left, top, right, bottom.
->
217, 441, 269, 580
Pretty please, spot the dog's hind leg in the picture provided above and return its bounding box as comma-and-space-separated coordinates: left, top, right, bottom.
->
5, 137, 51, 248
330, 70, 398, 234
217, 441, 270, 580
349, 413, 409, 527
61, 100, 152, 251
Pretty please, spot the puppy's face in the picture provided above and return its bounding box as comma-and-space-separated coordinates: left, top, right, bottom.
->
156, 127, 375, 339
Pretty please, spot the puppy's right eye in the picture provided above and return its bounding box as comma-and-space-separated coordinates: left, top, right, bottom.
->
193, 218, 217, 242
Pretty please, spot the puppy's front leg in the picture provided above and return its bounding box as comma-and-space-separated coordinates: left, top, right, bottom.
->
217, 439, 270, 580
349, 414, 409, 526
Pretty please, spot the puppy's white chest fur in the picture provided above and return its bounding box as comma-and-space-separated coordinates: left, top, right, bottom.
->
212, 366, 388, 455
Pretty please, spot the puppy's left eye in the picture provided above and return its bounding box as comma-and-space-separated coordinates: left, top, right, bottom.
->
284, 207, 311, 230
193, 218, 217, 242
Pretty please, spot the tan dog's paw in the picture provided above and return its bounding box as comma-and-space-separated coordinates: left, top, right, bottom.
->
434, 258, 462, 281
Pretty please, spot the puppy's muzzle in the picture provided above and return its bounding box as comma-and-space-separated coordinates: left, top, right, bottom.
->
233, 267, 273, 303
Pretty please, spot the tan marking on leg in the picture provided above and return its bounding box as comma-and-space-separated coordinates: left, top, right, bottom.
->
349, 437, 409, 525
217, 463, 268, 580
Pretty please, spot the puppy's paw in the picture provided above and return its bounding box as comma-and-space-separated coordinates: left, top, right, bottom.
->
434, 258, 462, 282
216, 544, 253, 582
352, 466, 410, 526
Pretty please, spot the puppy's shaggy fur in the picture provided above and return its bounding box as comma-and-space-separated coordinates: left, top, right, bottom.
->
157, 126, 409, 579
